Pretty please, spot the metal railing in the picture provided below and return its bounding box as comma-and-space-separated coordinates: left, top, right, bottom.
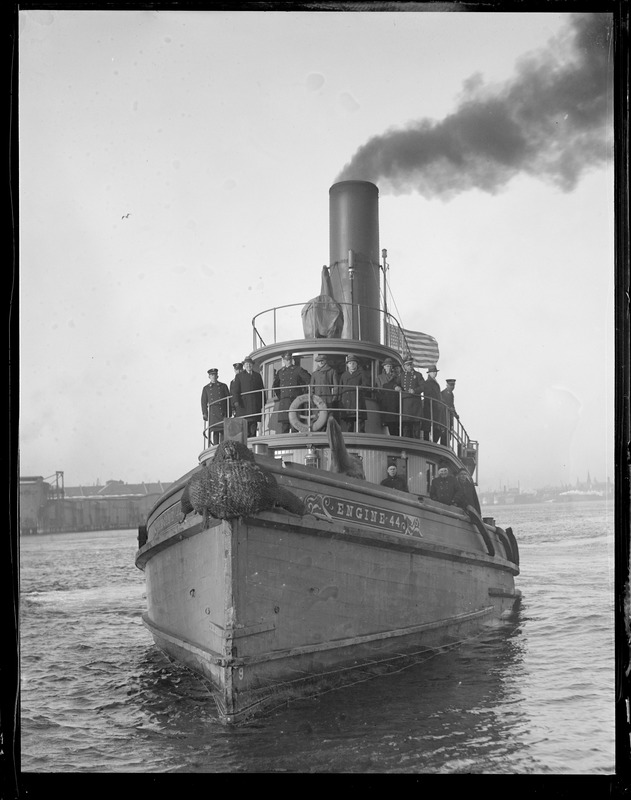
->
202, 384, 476, 462
251, 302, 406, 349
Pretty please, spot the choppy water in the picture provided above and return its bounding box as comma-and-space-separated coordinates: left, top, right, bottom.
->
18, 500, 616, 775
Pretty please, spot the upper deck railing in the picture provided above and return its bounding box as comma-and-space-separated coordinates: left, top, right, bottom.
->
251, 302, 405, 350
203, 384, 478, 471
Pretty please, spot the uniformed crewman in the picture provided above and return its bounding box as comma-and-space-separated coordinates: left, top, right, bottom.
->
422, 365, 445, 443
229, 362, 243, 417
201, 368, 230, 445
310, 354, 339, 410
376, 356, 400, 435
441, 378, 459, 446
429, 465, 464, 506
395, 355, 424, 438
272, 351, 309, 433
339, 354, 372, 433
232, 357, 264, 437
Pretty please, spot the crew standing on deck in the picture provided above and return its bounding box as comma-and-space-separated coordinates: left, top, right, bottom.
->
310, 354, 339, 412
396, 355, 424, 438
339, 354, 372, 433
229, 362, 243, 417
272, 351, 310, 433
232, 357, 264, 437
441, 378, 459, 446
422, 365, 445, 443
376, 357, 400, 435
201, 368, 230, 445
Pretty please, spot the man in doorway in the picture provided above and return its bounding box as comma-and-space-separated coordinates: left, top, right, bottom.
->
429, 464, 464, 506
380, 464, 408, 492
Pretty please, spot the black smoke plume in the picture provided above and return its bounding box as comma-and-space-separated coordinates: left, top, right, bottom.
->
336, 13, 612, 198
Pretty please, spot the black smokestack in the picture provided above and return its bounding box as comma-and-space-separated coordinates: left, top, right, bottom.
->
336, 13, 612, 198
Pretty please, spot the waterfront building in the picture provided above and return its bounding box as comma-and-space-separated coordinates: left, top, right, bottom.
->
19, 475, 172, 534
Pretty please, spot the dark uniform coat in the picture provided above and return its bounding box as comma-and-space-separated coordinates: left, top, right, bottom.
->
232, 370, 265, 423
201, 381, 230, 431
272, 364, 310, 423
380, 474, 409, 492
339, 368, 372, 421
375, 370, 401, 433
309, 364, 340, 407
429, 474, 464, 506
229, 371, 243, 416
376, 370, 400, 426
399, 368, 425, 423
423, 376, 445, 427
456, 469, 481, 514
441, 386, 457, 423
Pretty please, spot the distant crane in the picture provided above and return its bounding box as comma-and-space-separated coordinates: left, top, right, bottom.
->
121, 213, 131, 219
43, 471, 65, 499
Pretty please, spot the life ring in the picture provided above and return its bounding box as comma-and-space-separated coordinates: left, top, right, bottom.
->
288, 393, 328, 432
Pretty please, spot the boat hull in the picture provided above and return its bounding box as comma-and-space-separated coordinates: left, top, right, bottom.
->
136, 461, 520, 722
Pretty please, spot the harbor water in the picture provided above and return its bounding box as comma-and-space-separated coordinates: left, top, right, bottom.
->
18, 500, 615, 775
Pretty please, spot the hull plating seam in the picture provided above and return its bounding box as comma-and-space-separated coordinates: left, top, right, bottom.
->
142, 613, 230, 667
228, 606, 496, 667
143, 606, 495, 669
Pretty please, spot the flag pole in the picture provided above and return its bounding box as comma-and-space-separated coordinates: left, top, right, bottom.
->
381, 248, 388, 346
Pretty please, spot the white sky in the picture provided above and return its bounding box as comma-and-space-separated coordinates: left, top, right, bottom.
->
18, 8, 615, 491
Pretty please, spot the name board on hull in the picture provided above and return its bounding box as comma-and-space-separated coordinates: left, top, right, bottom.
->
304, 493, 423, 538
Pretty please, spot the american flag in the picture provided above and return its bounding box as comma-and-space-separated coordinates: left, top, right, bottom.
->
386, 323, 440, 368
